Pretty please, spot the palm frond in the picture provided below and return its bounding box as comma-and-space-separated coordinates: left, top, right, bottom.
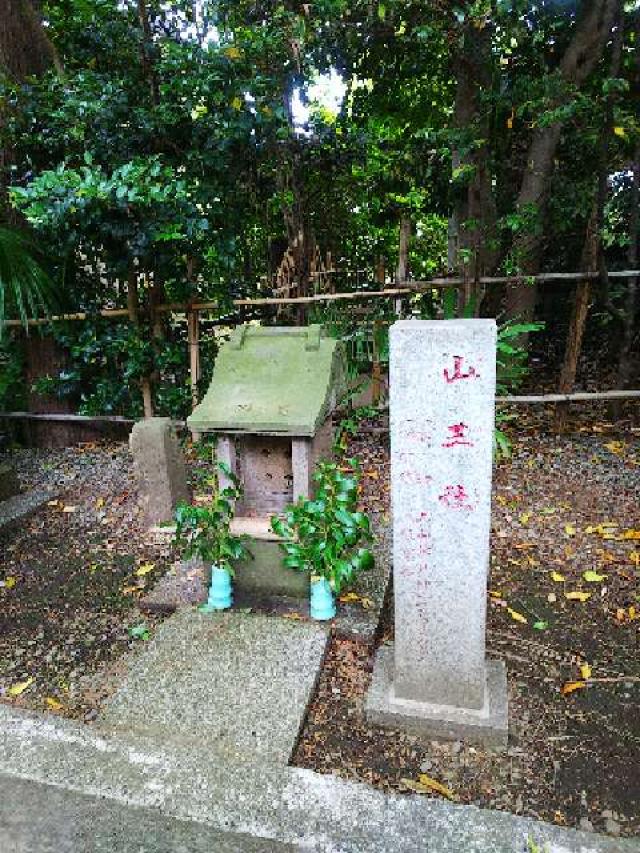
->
0, 227, 55, 338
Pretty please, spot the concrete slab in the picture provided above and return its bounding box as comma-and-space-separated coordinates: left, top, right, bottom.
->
367, 646, 508, 749
98, 609, 329, 764
0, 706, 634, 853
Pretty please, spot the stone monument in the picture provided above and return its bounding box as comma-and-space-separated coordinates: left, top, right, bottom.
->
130, 417, 190, 526
366, 319, 508, 748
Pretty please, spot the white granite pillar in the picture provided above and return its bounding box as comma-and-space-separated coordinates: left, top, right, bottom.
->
366, 319, 508, 747
291, 438, 312, 501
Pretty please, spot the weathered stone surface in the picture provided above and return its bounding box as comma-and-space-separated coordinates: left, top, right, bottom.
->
367, 319, 508, 747
129, 417, 189, 526
0, 461, 20, 501
0, 705, 633, 852
187, 326, 346, 436
98, 609, 328, 765
0, 489, 54, 533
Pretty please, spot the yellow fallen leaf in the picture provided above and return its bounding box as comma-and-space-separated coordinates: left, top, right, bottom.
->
580, 663, 592, 680
62, 505, 77, 513
519, 512, 531, 525
507, 607, 528, 624
616, 607, 627, 622
121, 585, 142, 595
582, 570, 607, 583
224, 46, 242, 60
604, 441, 625, 455
565, 591, 592, 602
489, 590, 502, 598
47, 499, 60, 507
564, 524, 576, 536
621, 529, 640, 540
613, 125, 626, 138
45, 696, 63, 711
231, 96, 242, 110
282, 612, 304, 620
8, 677, 34, 697
561, 680, 586, 696
135, 562, 155, 577
629, 606, 637, 620
416, 774, 459, 801
95, 497, 105, 509
360, 596, 373, 609
339, 592, 360, 603
547, 592, 557, 603
550, 571, 565, 583
629, 551, 640, 567
4, 576, 16, 589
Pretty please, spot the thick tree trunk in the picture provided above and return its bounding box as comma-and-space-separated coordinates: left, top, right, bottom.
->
0, 0, 62, 220
505, 0, 620, 320
0, 0, 62, 79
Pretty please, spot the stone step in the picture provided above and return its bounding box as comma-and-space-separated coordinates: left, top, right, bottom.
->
97, 609, 329, 765
0, 705, 634, 853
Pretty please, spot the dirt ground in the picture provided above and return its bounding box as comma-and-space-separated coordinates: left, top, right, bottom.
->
1, 409, 638, 837
295, 409, 640, 838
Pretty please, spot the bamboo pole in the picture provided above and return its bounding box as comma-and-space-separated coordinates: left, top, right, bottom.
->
2, 270, 640, 327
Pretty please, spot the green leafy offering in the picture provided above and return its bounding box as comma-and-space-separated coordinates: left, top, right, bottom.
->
174, 461, 250, 576
271, 460, 374, 595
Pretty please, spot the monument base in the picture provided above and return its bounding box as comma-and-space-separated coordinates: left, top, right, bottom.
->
366, 646, 508, 750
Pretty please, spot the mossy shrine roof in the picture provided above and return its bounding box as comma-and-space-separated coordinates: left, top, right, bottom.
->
187, 325, 346, 436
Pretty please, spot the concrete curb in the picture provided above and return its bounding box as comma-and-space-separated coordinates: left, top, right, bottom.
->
0, 706, 634, 853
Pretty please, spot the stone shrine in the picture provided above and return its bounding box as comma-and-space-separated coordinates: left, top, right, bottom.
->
188, 324, 346, 598
366, 319, 508, 748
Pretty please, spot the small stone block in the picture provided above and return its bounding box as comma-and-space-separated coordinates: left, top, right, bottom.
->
130, 417, 190, 526
366, 645, 508, 750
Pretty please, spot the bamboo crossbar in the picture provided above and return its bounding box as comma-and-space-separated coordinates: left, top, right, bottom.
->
2, 388, 638, 428
2, 269, 639, 327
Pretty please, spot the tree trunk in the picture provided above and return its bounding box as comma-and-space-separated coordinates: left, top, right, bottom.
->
395, 216, 411, 283
0, 0, 62, 80
137, 0, 160, 107
451, 17, 498, 314
0, 0, 62, 220
505, 0, 620, 320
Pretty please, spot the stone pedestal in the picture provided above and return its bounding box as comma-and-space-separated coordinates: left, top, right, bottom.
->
130, 418, 190, 526
366, 320, 508, 748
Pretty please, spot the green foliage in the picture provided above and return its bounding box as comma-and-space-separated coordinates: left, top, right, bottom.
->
496, 321, 544, 395
0, 228, 55, 336
334, 404, 377, 455
174, 462, 250, 575
271, 460, 374, 594
30, 318, 216, 419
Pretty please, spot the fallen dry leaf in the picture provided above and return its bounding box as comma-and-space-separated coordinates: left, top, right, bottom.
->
45, 696, 63, 711
561, 680, 586, 696
582, 570, 607, 583
565, 591, 592, 602
507, 607, 527, 624
135, 562, 155, 577
8, 677, 34, 697
580, 663, 592, 680
550, 571, 566, 583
